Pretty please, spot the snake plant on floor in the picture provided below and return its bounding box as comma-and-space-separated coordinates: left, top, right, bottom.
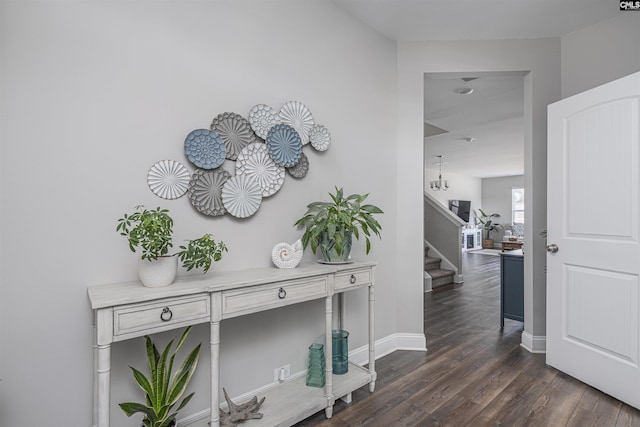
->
119, 326, 201, 427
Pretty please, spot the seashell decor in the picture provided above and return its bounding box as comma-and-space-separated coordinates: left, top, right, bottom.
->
271, 239, 304, 269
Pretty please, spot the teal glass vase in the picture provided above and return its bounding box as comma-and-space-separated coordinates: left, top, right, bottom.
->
332, 329, 349, 374
306, 343, 326, 388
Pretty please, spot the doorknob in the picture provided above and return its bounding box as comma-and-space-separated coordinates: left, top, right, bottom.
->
546, 244, 559, 254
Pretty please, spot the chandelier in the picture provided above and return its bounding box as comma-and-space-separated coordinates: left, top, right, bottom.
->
430, 155, 449, 191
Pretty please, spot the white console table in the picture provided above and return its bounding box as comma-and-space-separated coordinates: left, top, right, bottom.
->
88, 261, 376, 427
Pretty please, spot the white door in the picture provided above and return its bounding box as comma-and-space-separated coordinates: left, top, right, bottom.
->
547, 71, 640, 408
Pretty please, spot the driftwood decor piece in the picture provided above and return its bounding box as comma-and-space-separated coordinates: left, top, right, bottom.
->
217, 388, 265, 427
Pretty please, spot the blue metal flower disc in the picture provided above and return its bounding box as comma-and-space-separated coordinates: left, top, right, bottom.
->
184, 129, 226, 169
266, 124, 303, 168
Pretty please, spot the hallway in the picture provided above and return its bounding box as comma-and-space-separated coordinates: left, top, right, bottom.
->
297, 252, 640, 426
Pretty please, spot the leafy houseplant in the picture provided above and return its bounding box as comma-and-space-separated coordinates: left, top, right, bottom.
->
476, 208, 504, 249
117, 206, 174, 261
117, 206, 227, 286
119, 326, 201, 427
177, 234, 227, 273
294, 187, 383, 262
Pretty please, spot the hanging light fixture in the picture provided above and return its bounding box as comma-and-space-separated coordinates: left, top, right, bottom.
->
430, 155, 449, 191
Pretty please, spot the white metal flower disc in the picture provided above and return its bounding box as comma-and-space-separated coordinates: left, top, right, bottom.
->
236, 143, 285, 197
279, 101, 314, 145
221, 175, 263, 218
248, 104, 281, 140
309, 124, 331, 151
147, 160, 190, 199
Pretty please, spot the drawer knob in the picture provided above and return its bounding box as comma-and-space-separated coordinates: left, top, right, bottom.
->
278, 287, 287, 299
350, 274, 356, 284
160, 307, 173, 322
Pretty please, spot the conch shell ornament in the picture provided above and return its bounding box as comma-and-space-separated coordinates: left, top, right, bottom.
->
271, 239, 304, 269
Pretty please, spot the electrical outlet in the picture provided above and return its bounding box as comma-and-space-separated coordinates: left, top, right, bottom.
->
273, 364, 291, 382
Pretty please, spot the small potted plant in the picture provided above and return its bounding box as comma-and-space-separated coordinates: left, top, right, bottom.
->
476, 208, 504, 249
177, 234, 227, 273
119, 326, 201, 427
117, 206, 227, 287
294, 186, 383, 263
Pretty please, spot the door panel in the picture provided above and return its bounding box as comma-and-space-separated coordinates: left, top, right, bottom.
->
565, 264, 638, 364
565, 98, 638, 239
547, 71, 640, 409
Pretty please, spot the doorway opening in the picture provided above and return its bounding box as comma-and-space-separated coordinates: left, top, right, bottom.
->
423, 71, 526, 328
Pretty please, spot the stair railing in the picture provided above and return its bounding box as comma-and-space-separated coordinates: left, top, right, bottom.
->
424, 192, 466, 282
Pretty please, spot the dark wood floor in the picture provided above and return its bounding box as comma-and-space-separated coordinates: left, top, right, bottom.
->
296, 251, 640, 426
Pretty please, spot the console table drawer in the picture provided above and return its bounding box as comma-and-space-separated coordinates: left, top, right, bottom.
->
334, 268, 372, 291
222, 277, 328, 317
113, 294, 210, 338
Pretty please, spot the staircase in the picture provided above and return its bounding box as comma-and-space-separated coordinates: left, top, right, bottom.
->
425, 245, 455, 289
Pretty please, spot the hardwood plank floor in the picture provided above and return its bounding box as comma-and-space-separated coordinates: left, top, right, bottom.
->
295, 251, 640, 426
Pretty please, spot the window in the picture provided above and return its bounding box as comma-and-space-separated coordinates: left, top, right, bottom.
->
512, 188, 524, 224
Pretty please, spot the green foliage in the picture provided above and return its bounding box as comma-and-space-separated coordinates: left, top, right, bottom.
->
119, 326, 201, 427
177, 234, 228, 273
116, 206, 174, 261
294, 186, 383, 256
117, 206, 227, 272
476, 208, 504, 240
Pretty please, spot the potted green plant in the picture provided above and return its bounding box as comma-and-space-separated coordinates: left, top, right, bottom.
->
476, 208, 504, 249
294, 187, 383, 262
119, 326, 201, 427
116, 205, 227, 287
177, 234, 227, 273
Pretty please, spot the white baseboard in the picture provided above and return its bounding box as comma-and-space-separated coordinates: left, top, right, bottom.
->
349, 332, 427, 365
178, 332, 427, 427
178, 408, 210, 427
520, 331, 546, 354
424, 271, 432, 293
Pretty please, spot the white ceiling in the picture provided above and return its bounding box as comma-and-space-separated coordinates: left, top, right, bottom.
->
332, 0, 619, 42
332, 0, 620, 178
424, 72, 525, 178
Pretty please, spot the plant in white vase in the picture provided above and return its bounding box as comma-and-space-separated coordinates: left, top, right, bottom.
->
116, 206, 227, 286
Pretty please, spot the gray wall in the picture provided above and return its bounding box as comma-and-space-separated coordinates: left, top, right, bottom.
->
398, 38, 561, 344
424, 198, 463, 272
481, 175, 525, 242
424, 167, 482, 224
0, 2, 402, 425
561, 13, 640, 99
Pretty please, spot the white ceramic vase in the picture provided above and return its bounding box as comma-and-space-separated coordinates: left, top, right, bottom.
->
138, 256, 178, 288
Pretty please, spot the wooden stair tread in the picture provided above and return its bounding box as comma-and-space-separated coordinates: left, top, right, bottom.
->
427, 268, 455, 279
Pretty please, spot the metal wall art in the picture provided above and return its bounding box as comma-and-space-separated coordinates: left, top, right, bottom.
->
266, 124, 303, 168
147, 160, 190, 200
210, 112, 257, 161
148, 101, 330, 219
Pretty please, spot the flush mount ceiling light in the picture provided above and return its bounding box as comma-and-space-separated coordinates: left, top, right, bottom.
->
455, 77, 478, 95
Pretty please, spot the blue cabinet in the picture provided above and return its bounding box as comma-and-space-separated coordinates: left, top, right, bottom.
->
500, 252, 524, 328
